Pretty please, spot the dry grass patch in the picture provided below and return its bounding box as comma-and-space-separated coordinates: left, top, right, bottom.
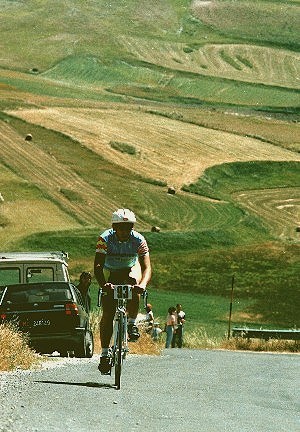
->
0, 322, 41, 371
183, 327, 220, 349
128, 332, 163, 356
221, 337, 300, 353
89, 310, 162, 356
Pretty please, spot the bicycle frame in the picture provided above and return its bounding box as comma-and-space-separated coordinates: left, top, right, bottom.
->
98, 285, 148, 390
112, 285, 131, 389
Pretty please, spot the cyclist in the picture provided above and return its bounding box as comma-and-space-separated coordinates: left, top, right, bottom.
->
94, 208, 152, 374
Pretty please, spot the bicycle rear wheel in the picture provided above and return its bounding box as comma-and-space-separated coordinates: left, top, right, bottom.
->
114, 313, 123, 389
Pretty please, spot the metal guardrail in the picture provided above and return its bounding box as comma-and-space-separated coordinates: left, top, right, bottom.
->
232, 327, 300, 341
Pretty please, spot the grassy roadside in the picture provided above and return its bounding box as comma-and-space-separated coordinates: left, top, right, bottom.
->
0, 323, 42, 371
1, 321, 297, 374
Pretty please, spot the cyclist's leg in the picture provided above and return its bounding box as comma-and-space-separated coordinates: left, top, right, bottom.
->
100, 293, 116, 348
98, 293, 116, 374
124, 275, 141, 340
126, 288, 139, 319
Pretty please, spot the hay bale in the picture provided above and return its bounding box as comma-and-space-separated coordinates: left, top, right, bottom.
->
151, 226, 161, 233
167, 187, 176, 195
25, 134, 33, 141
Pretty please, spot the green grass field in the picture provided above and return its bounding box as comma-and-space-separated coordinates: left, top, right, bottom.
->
0, 0, 299, 341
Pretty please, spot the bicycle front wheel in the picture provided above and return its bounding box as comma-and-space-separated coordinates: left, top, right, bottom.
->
114, 313, 123, 389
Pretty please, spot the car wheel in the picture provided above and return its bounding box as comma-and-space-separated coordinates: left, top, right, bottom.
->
74, 330, 94, 358
85, 330, 94, 358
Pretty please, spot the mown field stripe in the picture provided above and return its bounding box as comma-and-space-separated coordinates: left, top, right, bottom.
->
0, 121, 150, 228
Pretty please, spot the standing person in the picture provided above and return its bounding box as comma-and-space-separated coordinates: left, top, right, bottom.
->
165, 306, 176, 348
172, 303, 186, 348
76, 271, 92, 313
94, 208, 152, 374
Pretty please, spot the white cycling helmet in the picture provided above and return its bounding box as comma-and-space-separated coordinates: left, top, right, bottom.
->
112, 208, 136, 224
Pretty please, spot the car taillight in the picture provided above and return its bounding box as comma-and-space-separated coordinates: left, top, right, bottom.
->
0, 313, 7, 320
65, 303, 79, 316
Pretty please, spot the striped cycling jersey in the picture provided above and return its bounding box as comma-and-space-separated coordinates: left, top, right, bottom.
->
95, 228, 149, 270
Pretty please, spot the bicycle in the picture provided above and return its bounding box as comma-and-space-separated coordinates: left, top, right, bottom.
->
98, 284, 148, 390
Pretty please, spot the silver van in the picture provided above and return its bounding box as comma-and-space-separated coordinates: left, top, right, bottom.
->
0, 251, 70, 286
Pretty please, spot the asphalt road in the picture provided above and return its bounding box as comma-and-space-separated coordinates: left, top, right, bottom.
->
0, 349, 299, 432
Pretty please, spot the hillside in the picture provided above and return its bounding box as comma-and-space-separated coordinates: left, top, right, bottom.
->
7, 107, 299, 189
0, 0, 299, 332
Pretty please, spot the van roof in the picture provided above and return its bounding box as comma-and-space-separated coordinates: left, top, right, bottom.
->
0, 251, 69, 263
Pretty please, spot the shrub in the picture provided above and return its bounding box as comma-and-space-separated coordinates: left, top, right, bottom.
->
0, 322, 41, 371
110, 141, 136, 155
59, 188, 84, 202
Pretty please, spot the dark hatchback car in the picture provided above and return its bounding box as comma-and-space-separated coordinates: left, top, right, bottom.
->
0, 281, 94, 358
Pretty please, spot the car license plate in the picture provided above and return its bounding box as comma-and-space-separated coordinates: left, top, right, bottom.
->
33, 319, 51, 327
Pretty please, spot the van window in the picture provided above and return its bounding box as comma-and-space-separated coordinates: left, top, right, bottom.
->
26, 268, 54, 283
0, 268, 21, 285
3, 284, 72, 304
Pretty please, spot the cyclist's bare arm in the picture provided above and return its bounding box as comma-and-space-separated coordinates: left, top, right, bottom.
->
137, 254, 151, 291
94, 253, 106, 288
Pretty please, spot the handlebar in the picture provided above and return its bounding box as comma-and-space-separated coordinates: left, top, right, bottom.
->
97, 285, 148, 308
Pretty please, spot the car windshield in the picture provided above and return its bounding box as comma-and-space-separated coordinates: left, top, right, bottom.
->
1, 283, 72, 304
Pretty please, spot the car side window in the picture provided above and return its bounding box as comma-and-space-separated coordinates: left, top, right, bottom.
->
0, 268, 20, 285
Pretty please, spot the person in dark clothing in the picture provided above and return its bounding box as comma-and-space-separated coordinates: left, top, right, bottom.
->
77, 271, 92, 312
172, 303, 186, 348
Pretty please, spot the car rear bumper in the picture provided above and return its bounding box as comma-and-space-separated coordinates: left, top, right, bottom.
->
28, 328, 86, 351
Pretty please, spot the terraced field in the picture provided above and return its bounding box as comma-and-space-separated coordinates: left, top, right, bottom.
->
118, 37, 300, 89
8, 107, 299, 189
1, 116, 254, 243
233, 188, 300, 241
191, 0, 299, 48
0, 120, 147, 229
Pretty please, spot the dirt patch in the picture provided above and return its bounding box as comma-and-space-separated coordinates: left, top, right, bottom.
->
192, 0, 212, 6
232, 312, 264, 322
